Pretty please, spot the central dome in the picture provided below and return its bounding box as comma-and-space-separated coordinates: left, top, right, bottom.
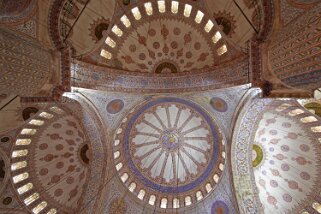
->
113, 97, 225, 209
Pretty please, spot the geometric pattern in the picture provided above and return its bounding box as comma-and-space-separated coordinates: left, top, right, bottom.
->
113, 97, 226, 208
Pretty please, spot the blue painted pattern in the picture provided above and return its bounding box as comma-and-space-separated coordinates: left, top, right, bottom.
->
123, 97, 221, 193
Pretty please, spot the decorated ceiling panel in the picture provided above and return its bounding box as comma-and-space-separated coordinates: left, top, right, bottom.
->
58, 0, 115, 56
10, 106, 90, 213
112, 97, 226, 209
253, 108, 321, 213
204, 0, 257, 49
78, 0, 243, 72
109, 19, 215, 73
232, 98, 321, 214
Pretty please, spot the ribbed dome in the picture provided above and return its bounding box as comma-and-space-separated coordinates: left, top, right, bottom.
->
112, 97, 226, 209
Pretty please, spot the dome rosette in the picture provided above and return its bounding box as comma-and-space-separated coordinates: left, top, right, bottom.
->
112, 97, 226, 209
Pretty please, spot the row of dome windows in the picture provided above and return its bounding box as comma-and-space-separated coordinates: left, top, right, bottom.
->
276, 103, 321, 136
118, 170, 216, 209
114, 142, 225, 208
301, 201, 321, 214
101, 0, 227, 60
10, 107, 64, 214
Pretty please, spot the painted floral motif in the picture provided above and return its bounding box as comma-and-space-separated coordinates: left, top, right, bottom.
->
114, 19, 215, 73
253, 110, 320, 213
113, 97, 225, 207
129, 102, 213, 185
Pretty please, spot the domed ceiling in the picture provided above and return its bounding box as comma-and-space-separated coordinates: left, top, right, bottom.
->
53, 0, 256, 74
204, 0, 258, 48
97, 1, 242, 73
10, 106, 90, 213
53, 0, 115, 55
252, 102, 321, 213
113, 97, 226, 209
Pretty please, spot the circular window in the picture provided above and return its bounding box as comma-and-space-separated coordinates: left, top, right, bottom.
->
113, 97, 225, 208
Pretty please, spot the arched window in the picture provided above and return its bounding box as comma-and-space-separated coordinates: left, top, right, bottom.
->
129, 182, 136, 192
311, 126, 321, 132
144, 2, 153, 16
173, 198, 179, 208
217, 45, 227, 56
195, 11, 204, 23
21, 129, 36, 135
149, 195, 156, 205
222, 151, 226, 159
312, 202, 321, 213
47, 208, 57, 214
138, 189, 145, 200
212, 31, 222, 44
196, 191, 203, 201
17, 183, 33, 195
100, 49, 112, 59
29, 120, 44, 126
11, 161, 27, 171
157, 0, 165, 13
13, 173, 29, 184
15, 139, 31, 145
213, 174, 219, 183
276, 103, 291, 112
120, 15, 131, 28
12, 150, 28, 158
114, 139, 120, 146
184, 4, 192, 17
288, 109, 304, 116
116, 162, 123, 171
205, 20, 214, 33
205, 183, 212, 193
121, 173, 128, 182
50, 106, 63, 114
24, 192, 39, 205
185, 196, 191, 206
171, 1, 179, 14
131, 7, 141, 20
160, 198, 167, 208
300, 116, 317, 123
113, 151, 120, 159
39, 112, 53, 119
32, 201, 47, 214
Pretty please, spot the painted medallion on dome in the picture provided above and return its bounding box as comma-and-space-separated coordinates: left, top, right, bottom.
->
211, 200, 229, 214
210, 97, 228, 112
106, 99, 124, 114
252, 144, 264, 167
